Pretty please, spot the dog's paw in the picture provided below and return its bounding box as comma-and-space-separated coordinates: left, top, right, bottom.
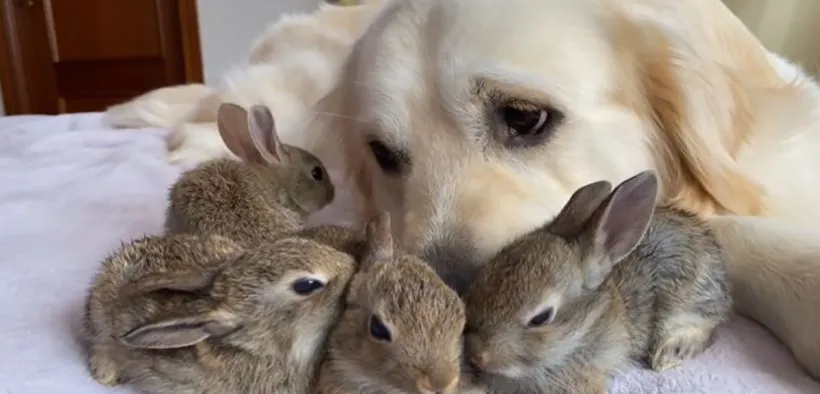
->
650, 327, 712, 372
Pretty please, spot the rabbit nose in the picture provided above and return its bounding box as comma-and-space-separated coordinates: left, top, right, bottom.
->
416, 374, 459, 393
469, 351, 490, 371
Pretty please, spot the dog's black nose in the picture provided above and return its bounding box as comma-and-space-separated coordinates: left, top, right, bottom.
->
420, 240, 479, 295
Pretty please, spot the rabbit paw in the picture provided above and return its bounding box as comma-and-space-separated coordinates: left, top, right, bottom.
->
88, 353, 121, 386
650, 327, 712, 372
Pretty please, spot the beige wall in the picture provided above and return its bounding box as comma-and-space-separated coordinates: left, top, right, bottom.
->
724, 0, 820, 75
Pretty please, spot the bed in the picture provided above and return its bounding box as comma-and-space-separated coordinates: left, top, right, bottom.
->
0, 112, 818, 394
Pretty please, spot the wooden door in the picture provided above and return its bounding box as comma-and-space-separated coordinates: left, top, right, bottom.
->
0, 0, 203, 115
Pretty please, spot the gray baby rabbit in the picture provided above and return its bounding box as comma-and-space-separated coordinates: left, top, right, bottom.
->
462, 171, 731, 394
316, 212, 472, 394
83, 233, 243, 387
83, 233, 357, 394
165, 102, 335, 247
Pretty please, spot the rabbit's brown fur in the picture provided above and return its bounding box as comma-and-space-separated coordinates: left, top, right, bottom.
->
83, 234, 243, 387
462, 171, 731, 393
316, 213, 469, 394
294, 224, 369, 261
83, 234, 356, 394
165, 103, 334, 247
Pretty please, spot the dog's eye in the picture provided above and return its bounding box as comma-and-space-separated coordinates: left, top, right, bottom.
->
496, 103, 561, 148
368, 140, 402, 175
291, 278, 325, 295
369, 314, 392, 342
527, 307, 555, 327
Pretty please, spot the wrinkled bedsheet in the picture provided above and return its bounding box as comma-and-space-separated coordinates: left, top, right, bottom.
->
0, 113, 818, 393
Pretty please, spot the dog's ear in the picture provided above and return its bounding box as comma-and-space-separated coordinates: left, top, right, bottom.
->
615, 1, 775, 217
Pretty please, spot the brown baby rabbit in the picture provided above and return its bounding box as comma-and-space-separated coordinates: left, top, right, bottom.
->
316, 212, 473, 394
462, 171, 731, 394
83, 234, 357, 394
165, 102, 335, 247
83, 233, 243, 387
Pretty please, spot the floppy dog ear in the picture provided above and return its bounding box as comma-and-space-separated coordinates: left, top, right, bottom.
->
616, 2, 773, 217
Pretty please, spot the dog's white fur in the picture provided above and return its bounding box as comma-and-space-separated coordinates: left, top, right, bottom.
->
106, 0, 820, 380
307, 0, 820, 379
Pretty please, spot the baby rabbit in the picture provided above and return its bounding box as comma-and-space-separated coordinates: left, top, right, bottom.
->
83, 233, 358, 394
165, 102, 335, 247
462, 171, 731, 394
316, 212, 472, 394
83, 233, 243, 387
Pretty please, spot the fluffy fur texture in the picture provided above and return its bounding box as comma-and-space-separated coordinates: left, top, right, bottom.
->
6, 108, 820, 393
83, 234, 244, 387
83, 234, 358, 393
105, 0, 820, 380
103, 84, 215, 130
165, 103, 335, 247
302, 0, 820, 379
462, 172, 732, 393
316, 213, 469, 394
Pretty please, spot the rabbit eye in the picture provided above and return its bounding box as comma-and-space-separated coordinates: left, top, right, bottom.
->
310, 166, 323, 181
369, 315, 392, 342
527, 307, 555, 327
291, 278, 325, 295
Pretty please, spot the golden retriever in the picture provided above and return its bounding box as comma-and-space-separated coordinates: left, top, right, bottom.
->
305, 0, 820, 380
105, 0, 820, 380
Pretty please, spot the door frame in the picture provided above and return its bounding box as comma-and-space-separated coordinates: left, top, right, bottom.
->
0, 0, 204, 116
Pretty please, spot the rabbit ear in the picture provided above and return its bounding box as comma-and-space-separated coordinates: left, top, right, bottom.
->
120, 270, 218, 297
120, 310, 241, 350
578, 171, 658, 290
547, 180, 614, 238
345, 273, 367, 304
217, 103, 266, 164
247, 105, 288, 165
361, 212, 394, 270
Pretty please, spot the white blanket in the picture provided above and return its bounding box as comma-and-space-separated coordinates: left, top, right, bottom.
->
0, 113, 818, 393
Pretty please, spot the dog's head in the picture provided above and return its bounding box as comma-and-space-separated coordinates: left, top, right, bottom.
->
309, 0, 784, 292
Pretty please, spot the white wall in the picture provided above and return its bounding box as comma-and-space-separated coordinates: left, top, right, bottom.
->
196, 0, 321, 85
724, 0, 820, 75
